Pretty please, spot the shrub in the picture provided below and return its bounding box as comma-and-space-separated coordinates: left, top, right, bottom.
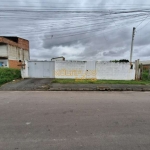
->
142, 70, 150, 81
0, 68, 21, 86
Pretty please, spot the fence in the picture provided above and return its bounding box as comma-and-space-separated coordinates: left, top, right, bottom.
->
21, 60, 136, 80
21, 61, 55, 78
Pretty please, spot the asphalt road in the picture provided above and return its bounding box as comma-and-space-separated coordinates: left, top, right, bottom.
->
0, 91, 150, 150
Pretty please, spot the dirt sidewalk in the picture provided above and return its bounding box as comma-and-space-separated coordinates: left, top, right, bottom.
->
0, 78, 54, 91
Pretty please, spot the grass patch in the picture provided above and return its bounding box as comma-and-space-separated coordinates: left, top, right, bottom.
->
0, 68, 21, 86
52, 79, 150, 85
142, 70, 150, 81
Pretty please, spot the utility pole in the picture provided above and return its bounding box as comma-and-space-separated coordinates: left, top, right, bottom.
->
130, 27, 136, 67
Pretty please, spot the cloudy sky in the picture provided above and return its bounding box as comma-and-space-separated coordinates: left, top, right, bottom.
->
0, 0, 150, 61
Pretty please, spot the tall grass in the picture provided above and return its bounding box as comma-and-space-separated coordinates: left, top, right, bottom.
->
142, 70, 150, 81
0, 68, 21, 86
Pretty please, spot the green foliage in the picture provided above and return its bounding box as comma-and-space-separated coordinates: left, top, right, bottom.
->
52, 79, 150, 85
0, 68, 21, 86
110, 59, 129, 63
142, 70, 150, 81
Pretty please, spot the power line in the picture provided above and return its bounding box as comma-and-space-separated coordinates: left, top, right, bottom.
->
0, 7, 150, 12
1, 15, 145, 41
0, 14, 146, 38
1, 1, 150, 7
0, 14, 147, 40
136, 13, 150, 28
0, 7, 149, 45
137, 19, 150, 31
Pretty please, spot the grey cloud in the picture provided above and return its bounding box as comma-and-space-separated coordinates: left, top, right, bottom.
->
103, 48, 127, 56
136, 46, 150, 57
1, 0, 150, 61
140, 51, 150, 57
103, 51, 118, 56
135, 31, 150, 47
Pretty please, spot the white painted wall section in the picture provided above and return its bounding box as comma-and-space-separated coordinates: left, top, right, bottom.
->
86, 61, 96, 79
21, 60, 29, 78
8, 45, 29, 60
55, 61, 86, 79
24, 50, 29, 60
0, 44, 8, 57
96, 62, 135, 80
28, 61, 55, 78
21, 61, 136, 80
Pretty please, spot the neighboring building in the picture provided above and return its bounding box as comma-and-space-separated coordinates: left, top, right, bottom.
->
140, 60, 150, 70
0, 36, 29, 69
51, 56, 65, 61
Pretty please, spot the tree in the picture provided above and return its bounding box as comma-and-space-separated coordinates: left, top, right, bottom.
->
110, 59, 129, 63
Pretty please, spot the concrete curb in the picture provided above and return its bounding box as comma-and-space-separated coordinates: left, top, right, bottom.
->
49, 88, 150, 92
49, 83, 150, 91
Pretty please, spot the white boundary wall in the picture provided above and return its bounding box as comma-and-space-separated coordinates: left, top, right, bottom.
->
55, 61, 87, 79
96, 62, 135, 80
21, 60, 135, 80
21, 60, 29, 78
21, 61, 55, 78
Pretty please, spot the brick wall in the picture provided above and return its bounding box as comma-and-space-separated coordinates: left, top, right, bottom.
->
9, 60, 22, 69
0, 37, 29, 50
143, 65, 150, 70
18, 38, 29, 50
